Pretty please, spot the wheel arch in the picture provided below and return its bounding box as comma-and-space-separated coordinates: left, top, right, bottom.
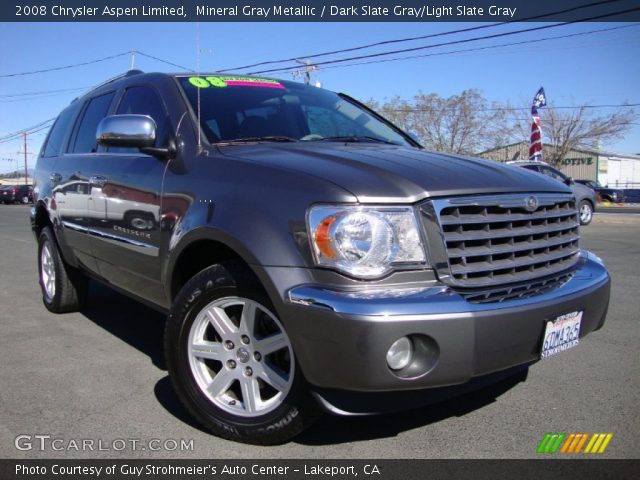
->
32, 200, 53, 237
165, 227, 283, 314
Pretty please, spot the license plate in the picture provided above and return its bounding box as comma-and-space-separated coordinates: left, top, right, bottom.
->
541, 311, 582, 359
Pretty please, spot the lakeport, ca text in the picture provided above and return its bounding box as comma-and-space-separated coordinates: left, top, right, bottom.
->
16, 463, 381, 477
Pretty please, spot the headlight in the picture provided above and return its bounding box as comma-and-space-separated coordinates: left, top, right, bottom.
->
307, 205, 427, 278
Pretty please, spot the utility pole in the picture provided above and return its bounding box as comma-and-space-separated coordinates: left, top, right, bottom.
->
23, 133, 28, 184
293, 59, 319, 85
17, 132, 32, 185
130, 49, 136, 70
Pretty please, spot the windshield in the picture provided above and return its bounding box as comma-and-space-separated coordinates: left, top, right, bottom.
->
177, 75, 413, 146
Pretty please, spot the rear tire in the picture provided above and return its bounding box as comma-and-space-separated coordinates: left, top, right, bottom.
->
38, 227, 88, 313
165, 263, 318, 444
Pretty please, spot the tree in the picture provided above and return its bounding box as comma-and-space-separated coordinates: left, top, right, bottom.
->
367, 90, 513, 155
508, 104, 636, 166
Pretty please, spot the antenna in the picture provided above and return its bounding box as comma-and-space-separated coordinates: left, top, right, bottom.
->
196, 22, 201, 149
130, 49, 136, 70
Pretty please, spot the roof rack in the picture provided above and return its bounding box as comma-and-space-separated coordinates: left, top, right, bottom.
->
71, 70, 144, 103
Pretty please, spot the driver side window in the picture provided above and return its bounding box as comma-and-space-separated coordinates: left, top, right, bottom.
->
110, 86, 167, 153
541, 167, 566, 181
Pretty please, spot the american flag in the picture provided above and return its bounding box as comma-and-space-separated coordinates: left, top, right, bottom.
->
529, 87, 547, 161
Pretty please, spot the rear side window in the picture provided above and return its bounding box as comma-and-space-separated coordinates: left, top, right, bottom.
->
42, 103, 80, 158
71, 92, 115, 153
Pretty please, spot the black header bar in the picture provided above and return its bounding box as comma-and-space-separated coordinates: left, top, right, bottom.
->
1, 459, 639, 480
3, 0, 640, 22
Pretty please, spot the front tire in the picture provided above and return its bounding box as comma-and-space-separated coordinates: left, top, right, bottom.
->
37, 227, 87, 313
165, 263, 317, 444
578, 200, 593, 226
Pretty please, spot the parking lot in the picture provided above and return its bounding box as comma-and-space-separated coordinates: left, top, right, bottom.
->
0, 204, 638, 459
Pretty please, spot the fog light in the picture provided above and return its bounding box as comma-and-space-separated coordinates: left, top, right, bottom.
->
386, 337, 413, 370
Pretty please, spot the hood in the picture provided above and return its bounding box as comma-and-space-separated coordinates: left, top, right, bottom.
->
219, 143, 571, 202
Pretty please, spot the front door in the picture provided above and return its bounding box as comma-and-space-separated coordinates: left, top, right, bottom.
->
87, 85, 170, 305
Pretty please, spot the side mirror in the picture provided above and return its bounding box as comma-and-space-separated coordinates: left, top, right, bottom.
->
565, 176, 574, 186
97, 114, 156, 149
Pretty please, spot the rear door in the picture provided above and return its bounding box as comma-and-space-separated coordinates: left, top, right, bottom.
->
54, 91, 116, 273
87, 85, 169, 305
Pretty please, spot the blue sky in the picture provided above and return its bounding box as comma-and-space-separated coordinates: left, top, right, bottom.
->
1, 21, 639, 173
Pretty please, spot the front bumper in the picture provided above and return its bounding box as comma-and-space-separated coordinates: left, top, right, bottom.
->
280, 251, 609, 399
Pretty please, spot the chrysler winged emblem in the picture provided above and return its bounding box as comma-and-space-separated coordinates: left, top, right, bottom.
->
525, 195, 539, 212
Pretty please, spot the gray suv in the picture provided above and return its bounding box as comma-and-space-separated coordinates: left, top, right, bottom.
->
32, 71, 610, 444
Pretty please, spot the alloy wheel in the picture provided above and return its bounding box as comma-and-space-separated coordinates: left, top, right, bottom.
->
187, 297, 294, 418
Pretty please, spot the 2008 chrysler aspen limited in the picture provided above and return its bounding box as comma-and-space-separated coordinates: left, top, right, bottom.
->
32, 71, 611, 444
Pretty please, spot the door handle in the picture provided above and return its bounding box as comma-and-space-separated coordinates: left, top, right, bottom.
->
49, 173, 62, 183
90, 175, 108, 188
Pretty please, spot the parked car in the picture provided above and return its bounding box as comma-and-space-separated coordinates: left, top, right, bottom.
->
507, 161, 597, 225
575, 179, 625, 203
0, 184, 33, 204
32, 71, 611, 444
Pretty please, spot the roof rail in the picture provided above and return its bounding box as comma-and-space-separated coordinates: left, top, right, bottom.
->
71, 70, 145, 103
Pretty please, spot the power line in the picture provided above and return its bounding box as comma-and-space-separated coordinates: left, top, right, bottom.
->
0, 50, 191, 80
223, 0, 625, 72
0, 87, 88, 98
136, 51, 194, 72
0, 118, 55, 144
0, 52, 130, 79
377, 103, 640, 114
0, 89, 89, 104
318, 23, 640, 72
249, 7, 640, 75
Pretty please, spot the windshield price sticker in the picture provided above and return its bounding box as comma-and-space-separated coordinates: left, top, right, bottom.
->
541, 311, 583, 359
188, 76, 284, 89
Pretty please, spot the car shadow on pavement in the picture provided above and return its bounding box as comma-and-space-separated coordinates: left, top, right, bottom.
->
294, 369, 529, 445
80, 281, 211, 433
79, 280, 530, 443
81, 280, 167, 370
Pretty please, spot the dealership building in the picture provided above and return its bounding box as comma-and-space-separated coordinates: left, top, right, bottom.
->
478, 141, 640, 188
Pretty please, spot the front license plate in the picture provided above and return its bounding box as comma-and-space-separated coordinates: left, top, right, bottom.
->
541, 311, 583, 359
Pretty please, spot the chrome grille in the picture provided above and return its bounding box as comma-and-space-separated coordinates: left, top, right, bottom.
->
460, 272, 574, 304
422, 194, 580, 288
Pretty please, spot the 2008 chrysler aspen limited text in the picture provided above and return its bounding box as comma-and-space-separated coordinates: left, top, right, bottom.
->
32, 71, 610, 444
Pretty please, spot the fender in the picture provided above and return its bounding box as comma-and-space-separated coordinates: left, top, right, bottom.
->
163, 225, 286, 312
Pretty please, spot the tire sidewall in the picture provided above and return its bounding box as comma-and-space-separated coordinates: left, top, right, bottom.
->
166, 266, 311, 443
38, 228, 58, 310
579, 200, 593, 225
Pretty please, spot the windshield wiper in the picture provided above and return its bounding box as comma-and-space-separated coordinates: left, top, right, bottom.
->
316, 135, 398, 145
216, 136, 298, 145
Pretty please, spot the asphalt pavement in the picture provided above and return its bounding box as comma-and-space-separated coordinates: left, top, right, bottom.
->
0, 204, 638, 459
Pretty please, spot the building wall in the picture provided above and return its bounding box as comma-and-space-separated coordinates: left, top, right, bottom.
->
600, 156, 640, 188
478, 142, 640, 187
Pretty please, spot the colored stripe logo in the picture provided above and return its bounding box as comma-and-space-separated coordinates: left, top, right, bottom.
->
537, 433, 613, 454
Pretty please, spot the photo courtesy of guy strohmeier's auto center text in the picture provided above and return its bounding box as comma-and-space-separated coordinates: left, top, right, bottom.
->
0, 0, 638, 478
